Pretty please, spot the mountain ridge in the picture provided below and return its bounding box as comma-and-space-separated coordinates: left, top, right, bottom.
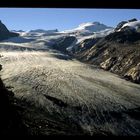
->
0, 20, 19, 41
68, 19, 140, 83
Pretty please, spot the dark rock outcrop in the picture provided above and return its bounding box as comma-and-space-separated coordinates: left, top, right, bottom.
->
105, 28, 140, 43
70, 38, 101, 61
71, 38, 101, 54
114, 18, 138, 32
114, 21, 128, 31
52, 36, 76, 53
0, 20, 19, 41
0, 78, 28, 135
0, 62, 28, 135
128, 18, 137, 22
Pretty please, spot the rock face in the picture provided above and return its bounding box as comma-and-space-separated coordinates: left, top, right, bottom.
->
0, 20, 19, 41
70, 38, 101, 60
0, 77, 28, 135
105, 27, 140, 43
100, 57, 117, 70
69, 19, 140, 84
0, 57, 28, 135
114, 21, 128, 31
124, 63, 140, 83
52, 36, 76, 53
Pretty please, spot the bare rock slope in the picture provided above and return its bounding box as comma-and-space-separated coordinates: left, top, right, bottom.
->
70, 19, 140, 83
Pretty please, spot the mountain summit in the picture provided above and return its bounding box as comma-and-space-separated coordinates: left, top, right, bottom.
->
74, 22, 112, 32
0, 20, 19, 41
115, 18, 140, 32
0, 20, 10, 33
62, 22, 113, 36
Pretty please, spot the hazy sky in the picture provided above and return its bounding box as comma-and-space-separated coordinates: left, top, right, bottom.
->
0, 8, 140, 31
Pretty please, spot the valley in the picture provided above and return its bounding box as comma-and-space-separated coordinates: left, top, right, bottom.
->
0, 18, 140, 135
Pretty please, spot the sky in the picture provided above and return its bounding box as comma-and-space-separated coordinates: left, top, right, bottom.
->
0, 8, 140, 31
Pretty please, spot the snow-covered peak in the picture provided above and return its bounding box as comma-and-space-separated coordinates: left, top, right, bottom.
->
77, 22, 102, 27
62, 22, 112, 34
116, 19, 140, 32
121, 20, 140, 30
76, 22, 97, 30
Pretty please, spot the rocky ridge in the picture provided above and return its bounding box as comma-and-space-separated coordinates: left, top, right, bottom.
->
68, 19, 140, 84
0, 20, 19, 41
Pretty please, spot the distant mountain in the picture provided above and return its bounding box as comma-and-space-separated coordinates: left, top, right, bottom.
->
0, 20, 19, 41
29, 29, 58, 34
62, 22, 113, 36
60, 22, 114, 52
0, 60, 28, 135
74, 22, 112, 32
10, 22, 113, 51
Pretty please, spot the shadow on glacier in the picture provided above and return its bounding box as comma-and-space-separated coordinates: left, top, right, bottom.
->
51, 53, 73, 61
